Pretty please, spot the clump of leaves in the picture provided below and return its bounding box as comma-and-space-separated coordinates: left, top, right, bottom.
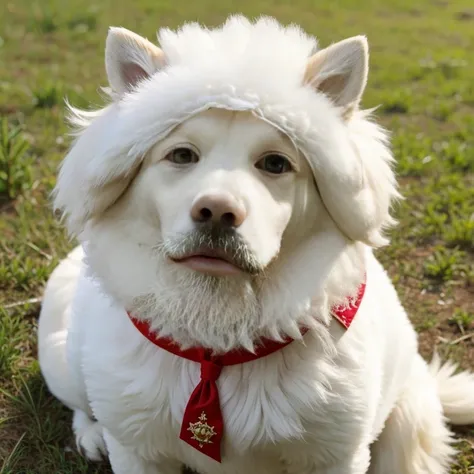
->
32, 83, 63, 109
379, 89, 413, 114
0, 118, 33, 201
436, 140, 474, 173
431, 101, 454, 122
29, 11, 58, 34
449, 309, 474, 334
444, 218, 474, 251
423, 247, 465, 282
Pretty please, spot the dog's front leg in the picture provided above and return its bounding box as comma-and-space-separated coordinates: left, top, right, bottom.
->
284, 445, 371, 474
103, 429, 182, 474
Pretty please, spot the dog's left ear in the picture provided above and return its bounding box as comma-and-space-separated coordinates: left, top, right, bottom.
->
304, 36, 368, 118
303, 36, 399, 247
105, 27, 166, 95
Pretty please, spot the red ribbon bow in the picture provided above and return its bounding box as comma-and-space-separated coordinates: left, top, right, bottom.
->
128, 280, 365, 462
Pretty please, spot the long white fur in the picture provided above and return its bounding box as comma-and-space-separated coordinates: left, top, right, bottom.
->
38, 15, 474, 474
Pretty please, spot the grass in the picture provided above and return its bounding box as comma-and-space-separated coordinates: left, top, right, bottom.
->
449, 310, 474, 334
31, 83, 63, 109
423, 247, 467, 283
0, 119, 33, 201
0, 0, 473, 472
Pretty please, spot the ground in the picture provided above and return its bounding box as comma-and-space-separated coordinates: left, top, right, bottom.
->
0, 0, 473, 472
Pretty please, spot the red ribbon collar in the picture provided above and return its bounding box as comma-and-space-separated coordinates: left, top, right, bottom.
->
128, 281, 366, 462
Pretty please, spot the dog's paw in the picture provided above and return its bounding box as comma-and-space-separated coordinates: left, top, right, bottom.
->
73, 410, 107, 462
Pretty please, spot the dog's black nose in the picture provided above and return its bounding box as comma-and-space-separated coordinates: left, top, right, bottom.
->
191, 192, 246, 227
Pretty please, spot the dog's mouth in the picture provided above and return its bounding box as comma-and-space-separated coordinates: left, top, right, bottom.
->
163, 226, 263, 276
170, 247, 244, 276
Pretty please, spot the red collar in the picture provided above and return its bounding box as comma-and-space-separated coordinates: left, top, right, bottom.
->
128, 280, 366, 462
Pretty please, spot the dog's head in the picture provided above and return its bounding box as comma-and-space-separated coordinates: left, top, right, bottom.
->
54, 17, 399, 350
137, 107, 315, 273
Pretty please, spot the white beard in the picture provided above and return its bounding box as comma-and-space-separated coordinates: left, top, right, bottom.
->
129, 263, 262, 353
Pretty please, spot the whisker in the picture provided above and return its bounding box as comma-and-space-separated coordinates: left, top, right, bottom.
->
157, 224, 264, 276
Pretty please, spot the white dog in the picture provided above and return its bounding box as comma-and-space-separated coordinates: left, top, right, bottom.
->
38, 15, 474, 474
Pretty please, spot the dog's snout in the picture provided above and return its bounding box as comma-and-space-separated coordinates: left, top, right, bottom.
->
191, 192, 246, 227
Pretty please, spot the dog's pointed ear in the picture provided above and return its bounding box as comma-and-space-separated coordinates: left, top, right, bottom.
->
302, 36, 399, 247
304, 36, 368, 117
105, 27, 166, 95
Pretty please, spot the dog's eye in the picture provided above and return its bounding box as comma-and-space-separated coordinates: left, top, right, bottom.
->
166, 147, 199, 165
256, 154, 293, 175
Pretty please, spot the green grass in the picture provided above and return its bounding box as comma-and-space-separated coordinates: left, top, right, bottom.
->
31, 83, 64, 109
0, 119, 33, 201
1, 0, 473, 472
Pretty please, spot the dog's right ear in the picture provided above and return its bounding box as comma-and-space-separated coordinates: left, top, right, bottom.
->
105, 27, 166, 96
304, 36, 368, 118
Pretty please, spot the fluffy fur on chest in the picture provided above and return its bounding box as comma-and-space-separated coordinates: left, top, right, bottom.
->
74, 268, 372, 468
